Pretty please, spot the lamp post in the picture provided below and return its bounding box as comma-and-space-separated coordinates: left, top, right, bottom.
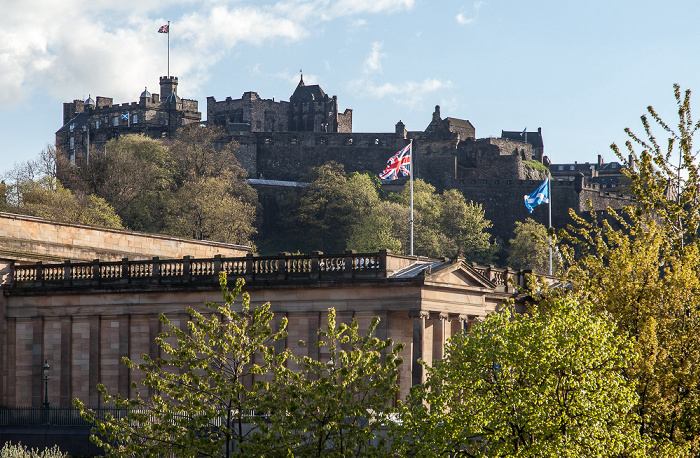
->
42, 359, 50, 409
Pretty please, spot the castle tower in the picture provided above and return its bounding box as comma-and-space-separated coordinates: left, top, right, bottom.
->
160, 76, 178, 100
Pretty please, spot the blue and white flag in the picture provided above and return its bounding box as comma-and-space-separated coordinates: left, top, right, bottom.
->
524, 177, 549, 213
121, 113, 130, 120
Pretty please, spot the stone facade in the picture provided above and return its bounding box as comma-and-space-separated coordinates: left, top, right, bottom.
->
56, 76, 201, 167
0, 212, 250, 265
0, 250, 529, 406
207, 75, 352, 135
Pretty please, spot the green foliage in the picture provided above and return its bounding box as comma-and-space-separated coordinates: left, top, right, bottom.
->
0, 442, 65, 458
0, 178, 123, 228
551, 85, 700, 454
507, 217, 556, 274
285, 163, 377, 253
74, 273, 290, 457
249, 309, 404, 457
77, 134, 173, 231
522, 159, 548, 174
74, 275, 404, 457
397, 179, 497, 262
395, 299, 674, 457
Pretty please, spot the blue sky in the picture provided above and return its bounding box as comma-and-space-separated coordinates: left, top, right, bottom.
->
2, 0, 699, 173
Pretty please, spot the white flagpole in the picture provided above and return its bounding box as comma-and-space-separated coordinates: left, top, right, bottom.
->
410, 139, 414, 256
167, 21, 170, 78
548, 175, 553, 275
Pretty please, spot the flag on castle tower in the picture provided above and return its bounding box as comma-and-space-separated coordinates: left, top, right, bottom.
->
158, 24, 169, 33
379, 144, 411, 180
524, 176, 550, 213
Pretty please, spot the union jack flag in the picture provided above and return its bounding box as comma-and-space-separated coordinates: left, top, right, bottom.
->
379, 144, 411, 180
158, 24, 169, 33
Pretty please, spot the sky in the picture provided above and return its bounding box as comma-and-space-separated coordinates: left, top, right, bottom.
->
2, 0, 700, 173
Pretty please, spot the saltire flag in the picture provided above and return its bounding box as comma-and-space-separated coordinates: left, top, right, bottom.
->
524, 176, 549, 213
121, 113, 129, 120
158, 24, 169, 33
521, 127, 527, 138
379, 144, 411, 180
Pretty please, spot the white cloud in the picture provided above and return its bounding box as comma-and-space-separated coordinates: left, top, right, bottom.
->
456, 1, 485, 26
348, 77, 453, 110
0, 0, 417, 110
363, 42, 385, 75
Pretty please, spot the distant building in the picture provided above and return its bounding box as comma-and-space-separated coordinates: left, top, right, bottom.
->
207, 74, 352, 134
56, 76, 201, 167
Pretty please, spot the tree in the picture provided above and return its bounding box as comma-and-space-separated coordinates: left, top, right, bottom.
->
249, 309, 404, 457
346, 202, 403, 253
74, 275, 404, 457
0, 178, 123, 229
74, 274, 289, 457
397, 180, 496, 261
552, 85, 700, 453
285, 163, 377, 253
164, 176, 257, 245
76, 134, 174, 232
507, 218, 556, 274
395, 299, 677, 457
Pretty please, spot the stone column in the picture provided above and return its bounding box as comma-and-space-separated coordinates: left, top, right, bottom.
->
411, 311, 432, 386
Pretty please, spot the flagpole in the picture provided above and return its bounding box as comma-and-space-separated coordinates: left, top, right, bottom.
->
167, 21, 170, 78
548, 175, 552, 276
410, 139, 414, 256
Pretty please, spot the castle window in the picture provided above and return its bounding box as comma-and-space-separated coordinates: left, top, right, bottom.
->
113, 116, 119, 127
346, 138, 353, 145
558, 165, 563, 170
133, 114, 138, 124
374, 138, 380, 145
265, 138, 272, 145
69, 137, 74, 149
95, 120, 99, 129
69, 123, 75, 132
69, 152, 75, 164
612, 163, 617, 169
570, 165, 575, 170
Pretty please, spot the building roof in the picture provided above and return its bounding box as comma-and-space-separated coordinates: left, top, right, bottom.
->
247, 178, 308, 187
290, 75, 327, 102
501, 129, 544, 148
56, 112, 88, 134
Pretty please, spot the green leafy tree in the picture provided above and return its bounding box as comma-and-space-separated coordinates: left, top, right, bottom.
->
398, 180, 496, 261
395, 299, 677, 457
507, 218, 556, 274
164, 176, 257, 245
75, 276, 405, 457
249, 308, 404, 457
346, 202, 403, 253
552, 85, 700, 453
0, 178, 123, 228
74, 274, 290, 457
76, 134, 174, 232
285, 163, 377, 253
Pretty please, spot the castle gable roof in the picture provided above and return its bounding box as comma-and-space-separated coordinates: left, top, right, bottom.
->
501, 130, 544, 148
291, 78, 327, 102
56, 112, 88, 134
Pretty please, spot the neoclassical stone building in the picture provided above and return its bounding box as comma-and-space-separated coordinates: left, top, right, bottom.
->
0, 215, 528, 408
